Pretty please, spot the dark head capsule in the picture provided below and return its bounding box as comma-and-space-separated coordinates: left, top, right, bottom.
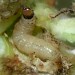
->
23, 7, 34, 19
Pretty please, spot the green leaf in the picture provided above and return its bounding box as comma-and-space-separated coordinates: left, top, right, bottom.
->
56, 0, 73, 9
0, 9, 22, 35
0, 35, 14, 58
50, 18, 75, 45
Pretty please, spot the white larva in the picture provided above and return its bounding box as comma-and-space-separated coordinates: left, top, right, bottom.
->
13, 16, 61, 61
